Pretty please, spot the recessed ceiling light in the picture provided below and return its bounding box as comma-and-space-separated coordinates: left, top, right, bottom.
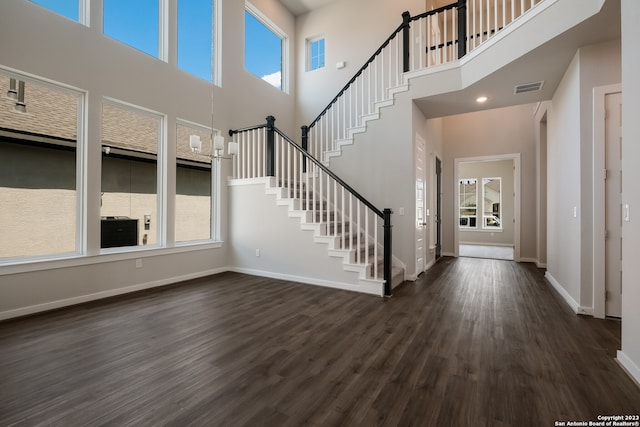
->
476, 96, 488, 103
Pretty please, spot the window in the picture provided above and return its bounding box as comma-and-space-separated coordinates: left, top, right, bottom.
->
29, 0, 81, 23
459, 178, 477, 228
482, 177, 502, 228
101, 99, 163, 249
177, 0, 213, 82
244, 4, 286, 91
307, 37, 325, 71
103, 0, 163, 59
175, 122, 214, 243
0, 70, 83, 260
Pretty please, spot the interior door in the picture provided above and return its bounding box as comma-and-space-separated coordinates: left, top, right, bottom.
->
605, 91, 622, 317
415, 135, 427, 274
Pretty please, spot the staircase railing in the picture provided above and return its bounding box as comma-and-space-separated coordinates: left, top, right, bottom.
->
302, 0, 543, 163
230, 117, 394, 296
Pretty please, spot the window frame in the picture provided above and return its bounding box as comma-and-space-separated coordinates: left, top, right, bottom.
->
482, 177, 502, 230
244, 2, 289, 93
100, 97, 166, 253
307, 36, 325, 71
174, 119, 222, 245
102, 0, 168, 61
0, 66, 87, 263
177, 0, 220, 84
28, 0, 89, 25
459, 178, 478, 229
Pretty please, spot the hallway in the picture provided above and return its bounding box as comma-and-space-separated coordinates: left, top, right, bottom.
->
0, 258, 638, 426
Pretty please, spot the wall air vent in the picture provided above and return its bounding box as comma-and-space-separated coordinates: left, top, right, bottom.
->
514, 81, 544, 95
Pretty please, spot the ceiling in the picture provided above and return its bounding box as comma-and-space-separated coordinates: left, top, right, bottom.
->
414, 0, 621, 118
279, 0, 338, 16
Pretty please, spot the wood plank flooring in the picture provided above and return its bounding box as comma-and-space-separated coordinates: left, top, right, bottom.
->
1, 257, 639, 426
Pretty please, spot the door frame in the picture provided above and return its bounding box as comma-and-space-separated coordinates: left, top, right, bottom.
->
454, 153, 521, 261
593, 83, 622, 319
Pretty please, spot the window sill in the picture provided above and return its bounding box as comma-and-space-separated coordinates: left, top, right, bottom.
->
0, 241, 224, 276
459, 228, 503, 233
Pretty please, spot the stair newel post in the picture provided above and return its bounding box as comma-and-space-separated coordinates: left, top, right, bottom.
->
401, 11, 411, 73
301, 125, 309, 173
457, 0, 468, 59
266, 115, 276, 177
383, 208, 393, 297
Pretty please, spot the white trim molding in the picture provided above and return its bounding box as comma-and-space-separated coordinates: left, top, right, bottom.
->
592, 83, 622, 319
617, 351, 640, 388
0, 267, 229, 321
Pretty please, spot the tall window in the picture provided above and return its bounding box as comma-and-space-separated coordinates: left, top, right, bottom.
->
29, 0, 81, 22
0, 71, 83, 259
101, 100, 163, 249
103, 0, 162, 59
175, 122, 213, 243
482, 177, 502, 228
459, 178, 477, 228
307, 37, 325, 71
177, 0, 213, 82
244, 4, 286, 91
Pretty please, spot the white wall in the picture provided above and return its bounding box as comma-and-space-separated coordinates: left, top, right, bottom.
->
294, 0, 425, 127
228, 179, 379, 294
619, 0, 640, 386
439, 104, 538, 260
546, 39, 621, 314
424, 117, 444, 262
546, 52, 582, 309
0, 0, 296, 318
578, 39, 621, 310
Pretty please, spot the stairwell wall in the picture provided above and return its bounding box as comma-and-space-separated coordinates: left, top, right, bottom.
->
293, 0, 426, 127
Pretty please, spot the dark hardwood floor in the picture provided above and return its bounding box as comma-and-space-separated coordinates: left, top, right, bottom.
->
1, 257, 639, 426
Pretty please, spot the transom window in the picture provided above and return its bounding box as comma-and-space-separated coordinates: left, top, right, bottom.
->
177, 0, 213, 82
103, 0, 163, 59
244, 3, 287, 91
29, 0, 82, 23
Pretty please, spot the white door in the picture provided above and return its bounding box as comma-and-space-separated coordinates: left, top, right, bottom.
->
415, 135, 427, 274
605, 92, 622, 317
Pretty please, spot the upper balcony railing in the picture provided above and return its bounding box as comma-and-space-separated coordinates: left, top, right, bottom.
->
302, 0, 543, 162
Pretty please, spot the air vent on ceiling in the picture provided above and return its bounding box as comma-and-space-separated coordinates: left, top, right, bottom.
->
514, 81, 544, 95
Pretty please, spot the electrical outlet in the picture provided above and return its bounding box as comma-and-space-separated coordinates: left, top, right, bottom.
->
135, 259, 142, 268
255, 249, 260, 257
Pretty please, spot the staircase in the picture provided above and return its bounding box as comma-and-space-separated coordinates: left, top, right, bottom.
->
303, 0, 544, 165
227, 0, 548, 296
265, 178, 405, 290
228, 122, 403, 296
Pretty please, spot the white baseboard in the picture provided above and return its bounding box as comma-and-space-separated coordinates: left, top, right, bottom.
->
229, 267, 383, 296
544, 271, 580, 314
442, 251, 456, 257
617, 351, 640, 389
519, 257, 547, 269
0, 267, 228, 321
